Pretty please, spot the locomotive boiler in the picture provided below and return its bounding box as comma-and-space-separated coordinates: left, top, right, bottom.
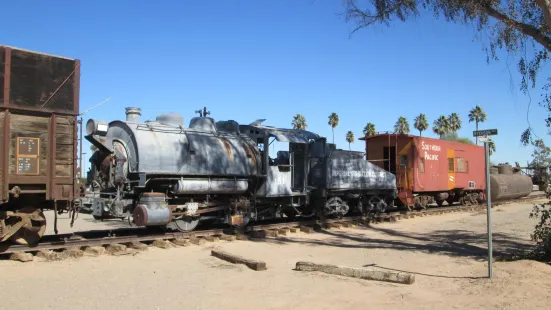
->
86, 107, 263, 231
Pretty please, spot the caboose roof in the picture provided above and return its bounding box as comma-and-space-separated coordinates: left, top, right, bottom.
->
358, 132, 415, 141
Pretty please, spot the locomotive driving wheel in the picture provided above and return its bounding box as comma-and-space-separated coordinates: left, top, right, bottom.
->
171, 216, 200, 232
7, 208, 47, 245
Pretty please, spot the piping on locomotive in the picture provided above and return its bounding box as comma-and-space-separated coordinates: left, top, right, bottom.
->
84, 108, 397, 232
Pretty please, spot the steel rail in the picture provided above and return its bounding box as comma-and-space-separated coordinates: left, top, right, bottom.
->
0, 193, 546, 256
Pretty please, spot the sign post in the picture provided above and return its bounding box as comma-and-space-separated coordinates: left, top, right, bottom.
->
473, 128, 498, 279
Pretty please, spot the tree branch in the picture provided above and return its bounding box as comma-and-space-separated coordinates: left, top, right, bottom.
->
537, 0, 551, 32
345, 0, 412, 36
475, 2, 551, 51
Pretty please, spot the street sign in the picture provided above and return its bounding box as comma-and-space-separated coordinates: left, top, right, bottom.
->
473, 129, 498, 137
471, 128, 498, 278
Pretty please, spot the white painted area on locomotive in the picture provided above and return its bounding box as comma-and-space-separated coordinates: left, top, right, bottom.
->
259, 166, 293, 197
183, 202, 199, 216
258, 139, 294, 197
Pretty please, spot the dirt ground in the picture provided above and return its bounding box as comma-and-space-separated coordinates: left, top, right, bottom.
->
2, 200, 551, 310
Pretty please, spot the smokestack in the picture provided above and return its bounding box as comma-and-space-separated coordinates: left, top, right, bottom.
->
125, 107, 141, 122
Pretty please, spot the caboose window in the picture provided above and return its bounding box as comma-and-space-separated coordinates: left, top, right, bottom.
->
419, 158, 425, 173
456, 157, 467, 173
400, 155, 408, 167
448, 158, 454, 172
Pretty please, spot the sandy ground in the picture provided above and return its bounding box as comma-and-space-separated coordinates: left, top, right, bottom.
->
1, 199, 551, 310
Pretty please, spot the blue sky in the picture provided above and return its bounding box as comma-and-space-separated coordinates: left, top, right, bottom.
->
2, 0, 550, 173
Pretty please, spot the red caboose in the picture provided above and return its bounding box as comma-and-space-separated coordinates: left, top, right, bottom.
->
359, 133, 486, 209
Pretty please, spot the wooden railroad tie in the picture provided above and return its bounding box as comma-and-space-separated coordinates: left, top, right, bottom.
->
211, 249, 267, 271
295, 261, 415, 285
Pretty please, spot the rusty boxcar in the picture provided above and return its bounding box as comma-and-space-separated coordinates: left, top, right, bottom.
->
0, 45, 80, 245
360, 133, 487, 209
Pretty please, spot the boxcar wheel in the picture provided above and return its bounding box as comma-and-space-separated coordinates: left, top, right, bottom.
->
9, 208, 47, 246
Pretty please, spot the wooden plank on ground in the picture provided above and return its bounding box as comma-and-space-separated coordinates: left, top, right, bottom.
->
295, 261, 415, 285
211, 250, 267, 271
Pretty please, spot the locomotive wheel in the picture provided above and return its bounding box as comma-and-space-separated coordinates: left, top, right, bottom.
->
172, 217, 200, 232
9, 208, 47, 245
282, 209, 297, 219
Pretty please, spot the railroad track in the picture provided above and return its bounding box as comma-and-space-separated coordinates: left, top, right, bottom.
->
1, 193, 547, 262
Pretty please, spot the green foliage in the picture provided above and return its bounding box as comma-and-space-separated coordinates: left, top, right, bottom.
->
531, 139, 551, 168
441, 132, 474, 145
528, 190, 551, 261
345, 130, 355, 150
292, 114, 307, 130
527, 142, 551, 261
394, 116, 410, 134
363, 122, 376, 137
487, 137, 496, 156
328, 112, 340, 143
433, 115, 451, 138
468, 105, 487, 144
530, 139, 551, 187
448, 112, 462, 133
413, 113, 429, 136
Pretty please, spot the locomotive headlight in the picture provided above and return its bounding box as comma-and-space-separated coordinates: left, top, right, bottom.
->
86, 119, 109, 136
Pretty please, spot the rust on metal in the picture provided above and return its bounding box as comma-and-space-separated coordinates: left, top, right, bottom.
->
73, 60, 81, 115
241, 142, 256, 165
230, 215, 244, 226
132, 205, 148, 226
3, 47, 10, 106
2, 111, 9, 201
220, 137, 233, 160
48, 114, 56, 200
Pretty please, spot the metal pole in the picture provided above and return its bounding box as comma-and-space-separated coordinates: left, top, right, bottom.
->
79, 117, 83, 179
485, 139, 493, 278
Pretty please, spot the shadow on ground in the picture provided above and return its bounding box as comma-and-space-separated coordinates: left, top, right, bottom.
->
248, 225, 536, 262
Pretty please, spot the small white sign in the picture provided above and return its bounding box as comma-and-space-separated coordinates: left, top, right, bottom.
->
478, 136, 489, 142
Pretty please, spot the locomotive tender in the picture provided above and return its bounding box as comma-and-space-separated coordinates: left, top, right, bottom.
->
85, 107, 398, 232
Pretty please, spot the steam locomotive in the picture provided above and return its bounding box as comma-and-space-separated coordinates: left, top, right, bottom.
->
85, 107, 398, 232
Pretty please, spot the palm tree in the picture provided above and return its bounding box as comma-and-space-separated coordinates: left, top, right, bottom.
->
345, 131, 355, 150
487, 138, 496, 156
433, 115, 451, 139
413, 113, 429, 136
328, 112, 339, 144
468, 105, 487, 145
292, 114, 307, 130
363, 122, 376, 137
448, 113, 462, 133
394, 116, 410, 134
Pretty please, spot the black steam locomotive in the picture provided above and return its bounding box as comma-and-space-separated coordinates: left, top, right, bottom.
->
85, 107, 397, 232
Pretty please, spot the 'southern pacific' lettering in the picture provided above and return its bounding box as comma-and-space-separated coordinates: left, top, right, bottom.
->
421, 141, 440, 161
